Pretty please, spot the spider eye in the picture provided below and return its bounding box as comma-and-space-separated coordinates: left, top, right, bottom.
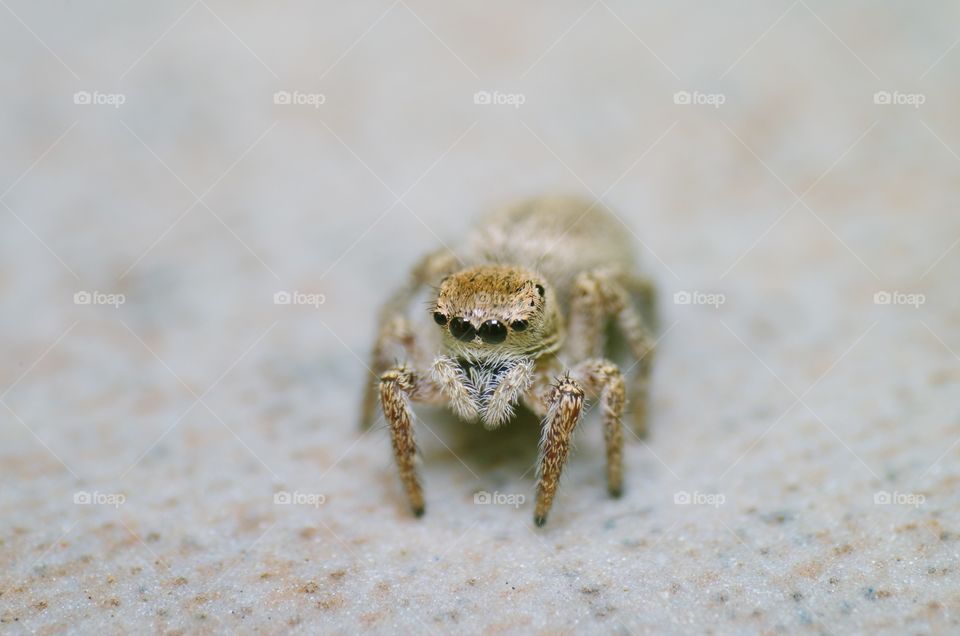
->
535, 284, 545, 297
510, 319, 528, 332
478, 320, 507, 344
433, 311, 447, 326
449, 317, 476, 342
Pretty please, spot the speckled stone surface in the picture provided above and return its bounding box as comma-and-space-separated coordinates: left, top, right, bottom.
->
2, 2, 959, 634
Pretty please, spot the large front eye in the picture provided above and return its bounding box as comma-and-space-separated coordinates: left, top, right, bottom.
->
449, 317, 476, 342
478, 320, 507, 344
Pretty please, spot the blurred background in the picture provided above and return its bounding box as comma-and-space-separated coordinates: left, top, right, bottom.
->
1, 1, 958, 633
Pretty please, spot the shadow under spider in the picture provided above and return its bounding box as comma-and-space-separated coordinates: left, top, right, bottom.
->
417, 403, 617, 482
417, 404, 545, 477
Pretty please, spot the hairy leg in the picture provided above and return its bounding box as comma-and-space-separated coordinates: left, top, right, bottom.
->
566, 268, 656, 437
379, 365, 442, 517
360, 248, 459, 429
603, 275, 656, 437
523, 353, 626, 526
566, 271, 607, 361
572, 358, 626, 498
361, 315, 419, 429
523, 356, 563, 417
626, 274, 658, 332
532, 373, 584, 527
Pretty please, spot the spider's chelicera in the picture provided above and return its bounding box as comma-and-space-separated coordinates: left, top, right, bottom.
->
361, 195, 658, 526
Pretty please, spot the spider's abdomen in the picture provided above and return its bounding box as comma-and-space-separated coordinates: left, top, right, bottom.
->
465, 195, 637, 305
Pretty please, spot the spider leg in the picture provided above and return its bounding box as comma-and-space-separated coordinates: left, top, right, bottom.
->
566, 272, 607, 361
532, 373, 584, 527
626, 274, 659, 332
360, 248, 459, 429
526, 356, 626, 527
566, 268, 656, 437
603, 274, 656, 438
361, 315, 420, 429
572, 358, 626, 498
379, 364, 442, 517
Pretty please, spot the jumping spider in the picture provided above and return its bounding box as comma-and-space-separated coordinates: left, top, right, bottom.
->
361, 195, 657, 526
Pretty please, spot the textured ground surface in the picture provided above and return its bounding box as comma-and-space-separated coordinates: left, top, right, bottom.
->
2, 2, 960, 634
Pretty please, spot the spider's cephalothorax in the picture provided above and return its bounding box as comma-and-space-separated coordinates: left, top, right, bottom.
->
434, 265, 561, 361
361, 195, 657, 526
431, 265, 561, 430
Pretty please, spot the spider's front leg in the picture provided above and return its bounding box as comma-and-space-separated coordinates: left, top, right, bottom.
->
526, 358, 625, 527
360, 248, 459, 430
379, 365, 442, 517
361, 315, 419, 429
528, 372, 584, 527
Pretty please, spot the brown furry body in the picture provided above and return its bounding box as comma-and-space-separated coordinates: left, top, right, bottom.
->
362, 195, 657, 526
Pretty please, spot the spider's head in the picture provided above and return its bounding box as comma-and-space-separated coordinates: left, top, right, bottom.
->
432, 265, 561, 361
